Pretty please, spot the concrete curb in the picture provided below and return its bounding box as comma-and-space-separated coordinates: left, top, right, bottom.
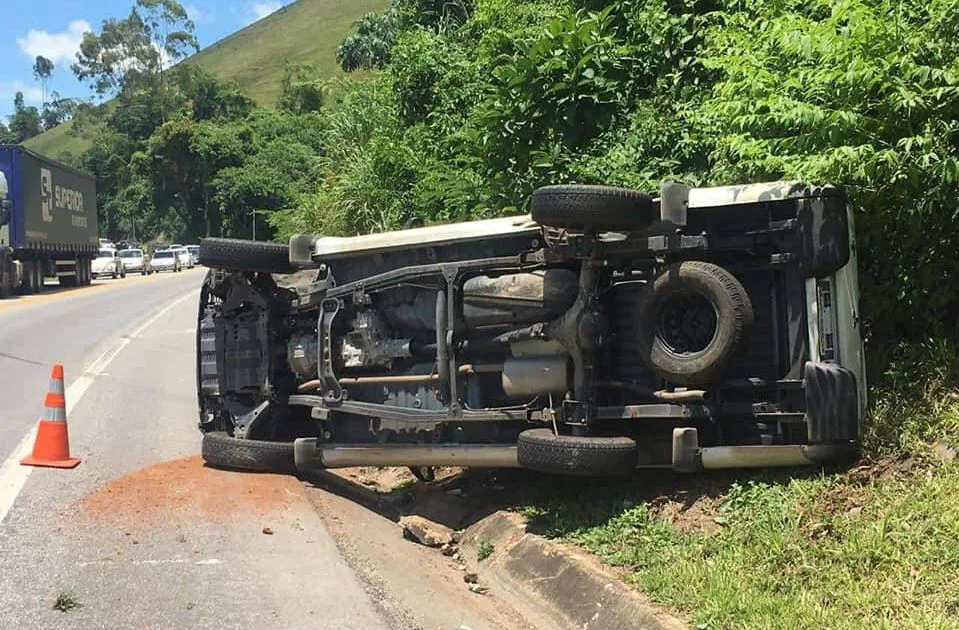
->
461, 511, 687, 630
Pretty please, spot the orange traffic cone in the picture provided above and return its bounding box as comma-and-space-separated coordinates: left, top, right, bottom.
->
21, 364, 80, 469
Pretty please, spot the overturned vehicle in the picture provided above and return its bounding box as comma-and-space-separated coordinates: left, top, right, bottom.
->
197, 182, 865, 477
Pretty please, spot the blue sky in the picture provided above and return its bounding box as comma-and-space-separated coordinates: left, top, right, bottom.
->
1, 0, 288, 120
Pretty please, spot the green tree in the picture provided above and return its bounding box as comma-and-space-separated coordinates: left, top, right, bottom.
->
72, 0, 198, 97
8, 92, 42, 142
336, 10, 400, 71
41, 92, 78, 130
0, 121, 16, 144
32, 55, 54, 105
278, 61, 325, 115
174, 66, 254, 121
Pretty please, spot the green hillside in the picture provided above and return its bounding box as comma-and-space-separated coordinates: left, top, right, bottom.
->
24, 0, 387, 159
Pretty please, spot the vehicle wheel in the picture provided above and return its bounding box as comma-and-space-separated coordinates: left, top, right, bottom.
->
636, 261, 753, 386
33, 263, 44, 293
530, 184, 655, 232
199, 238, 294, 274
517, 429, 638, 476
19, 260, 36, 294
91, 273, 98, 280
201, 431, 296, 474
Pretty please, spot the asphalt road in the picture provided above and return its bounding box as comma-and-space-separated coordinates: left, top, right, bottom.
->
0, 268, 553, 630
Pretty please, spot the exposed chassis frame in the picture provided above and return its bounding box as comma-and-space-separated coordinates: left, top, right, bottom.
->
299, 226, 798, 428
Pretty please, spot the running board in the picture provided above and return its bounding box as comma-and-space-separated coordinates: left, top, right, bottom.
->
671, 427, 857, 472
293, 438, 520, 471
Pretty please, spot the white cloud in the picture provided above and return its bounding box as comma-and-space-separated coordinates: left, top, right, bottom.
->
16, 20, 92, 66
249, 2, 281, 23
186, 4, 215, 25
0, 81, 44, 105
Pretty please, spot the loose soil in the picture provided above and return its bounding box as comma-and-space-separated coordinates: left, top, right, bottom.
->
74, 455, 303, 529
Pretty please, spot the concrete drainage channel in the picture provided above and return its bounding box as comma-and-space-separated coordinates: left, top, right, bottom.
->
306, 468, 686, 630
460, 512, 686, 630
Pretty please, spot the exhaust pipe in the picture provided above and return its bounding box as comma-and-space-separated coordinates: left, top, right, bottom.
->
294, 438, 520, 471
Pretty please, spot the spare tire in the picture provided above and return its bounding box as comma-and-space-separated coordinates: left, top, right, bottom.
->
517, 429, 638, 476
201, 431, 296, 474
199, 238, 294, 274
531, 185, 655, 232
637, 261, 753, 386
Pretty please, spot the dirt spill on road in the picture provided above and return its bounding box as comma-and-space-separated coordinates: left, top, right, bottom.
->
74, 455, 303, 529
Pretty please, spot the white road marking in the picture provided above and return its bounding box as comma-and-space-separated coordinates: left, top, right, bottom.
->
0, 289, 200, 524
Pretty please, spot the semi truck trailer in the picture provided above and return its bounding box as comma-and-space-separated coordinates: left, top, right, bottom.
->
0, 146, 99, 295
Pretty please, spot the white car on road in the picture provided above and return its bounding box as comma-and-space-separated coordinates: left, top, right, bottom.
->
91, 248, 126, 279
150, 249, 181, 273
174, 247, 194, 269
118, 248, 150, 275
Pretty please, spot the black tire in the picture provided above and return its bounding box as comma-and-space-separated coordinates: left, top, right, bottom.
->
201, 431, 296, 474
19, 260, 35, 294
531, 184, 655, 232
34, 263, 44, 293
637, 261, 753, 386
199, 238, 294, 274
517, 429, 638, 476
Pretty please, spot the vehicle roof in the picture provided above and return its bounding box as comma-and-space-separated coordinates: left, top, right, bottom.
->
685, 181, 839, 208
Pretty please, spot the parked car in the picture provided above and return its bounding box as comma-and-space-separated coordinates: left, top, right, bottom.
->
91, 248, 126, 279
174, 247, 194, 269
186, 245, 200, 264
118, 248, 149, 275
150, 249, 181, 273
195, 182, 865, 479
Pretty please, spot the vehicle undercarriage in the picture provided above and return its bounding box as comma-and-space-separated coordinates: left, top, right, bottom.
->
196, 183, 863, 476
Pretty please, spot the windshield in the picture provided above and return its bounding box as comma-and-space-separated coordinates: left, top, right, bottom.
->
119, 250, 142, 258
97, 249, 114, 258
153, 251, 174, 259
187, 246, 200, 255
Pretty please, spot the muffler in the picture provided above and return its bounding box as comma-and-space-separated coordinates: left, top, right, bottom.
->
294, 438, 520, 471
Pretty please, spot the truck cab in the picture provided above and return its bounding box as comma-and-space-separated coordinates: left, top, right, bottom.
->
0, 171, 22, 296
